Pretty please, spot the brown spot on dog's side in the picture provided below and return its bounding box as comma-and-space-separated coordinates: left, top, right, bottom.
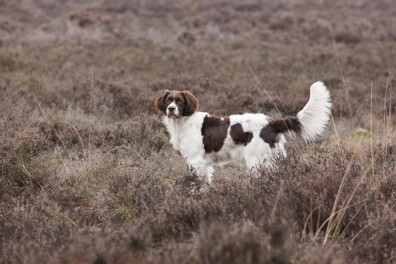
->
201, 115, 230, 153
230, 123, 253, 146
260, 117, 302, 148
260, 125, 279, 148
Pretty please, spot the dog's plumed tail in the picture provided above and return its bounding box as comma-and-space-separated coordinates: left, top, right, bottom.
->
296, 81, 332, 142
261, 82, 331, 146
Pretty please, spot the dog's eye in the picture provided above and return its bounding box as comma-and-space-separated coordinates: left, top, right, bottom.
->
176, 99, 182, 104
166, 98, 172, 103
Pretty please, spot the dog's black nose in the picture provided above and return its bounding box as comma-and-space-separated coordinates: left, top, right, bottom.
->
168, 106, 176, 112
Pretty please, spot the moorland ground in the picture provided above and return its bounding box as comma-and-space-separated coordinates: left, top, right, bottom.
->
0, 0, 395, 263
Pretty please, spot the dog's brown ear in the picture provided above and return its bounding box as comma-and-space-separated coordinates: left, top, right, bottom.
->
155, 90, 171, 114
181, 91, 199, 116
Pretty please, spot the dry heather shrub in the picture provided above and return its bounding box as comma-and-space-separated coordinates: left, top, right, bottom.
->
81, 114, 167, 155
257, 146, 394, 238
1, 131, 394, 263
68, 10, 97, 28
0, 50, 19, 72
191, 221, 287, 264
295, 242, 347, 264
55, 81, 155, 119
92, 81, 154, 117
0, 115, 60, 198
353, 217, 396, 263
111, 221, 294, 264
334, 32, 362, 44
1, 1, 396, 262
32, 80, 154, 119
269, 13, 294, 31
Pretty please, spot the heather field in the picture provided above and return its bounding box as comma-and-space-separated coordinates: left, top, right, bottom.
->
0, 1, 395, 263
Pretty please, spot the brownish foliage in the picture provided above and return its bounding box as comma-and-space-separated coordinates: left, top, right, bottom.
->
1, 0, 395, 263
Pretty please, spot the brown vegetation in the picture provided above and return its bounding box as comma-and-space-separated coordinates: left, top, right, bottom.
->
0, 0, 395, 263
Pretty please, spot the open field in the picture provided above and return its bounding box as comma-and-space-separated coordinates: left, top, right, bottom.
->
0, 0, 395, 263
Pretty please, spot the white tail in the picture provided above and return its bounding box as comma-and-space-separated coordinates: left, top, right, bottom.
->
297, 81, 332, 142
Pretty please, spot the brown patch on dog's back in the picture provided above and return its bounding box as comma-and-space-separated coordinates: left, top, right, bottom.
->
201, 115, 230, 153
230, 123, 253, 146
260, 117, 302, 148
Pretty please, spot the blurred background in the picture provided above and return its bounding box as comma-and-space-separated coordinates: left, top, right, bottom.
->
0, 1, 395, 263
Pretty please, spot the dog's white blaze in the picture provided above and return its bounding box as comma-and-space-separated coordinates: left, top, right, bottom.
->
166, 102, 179, 117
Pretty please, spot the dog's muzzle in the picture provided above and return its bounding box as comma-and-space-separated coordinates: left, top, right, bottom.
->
166, 103, 179, 117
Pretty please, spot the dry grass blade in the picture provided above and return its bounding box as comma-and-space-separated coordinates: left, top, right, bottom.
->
330, 164, 371, 239
88, 64, 94, 176
350, 218, 382, 243
270, 182, 284, 222
370, 81, 374, 178
301, 206, 319, 242
330, 113, 346, 161
332, 33, 354, 124
338, 164, 385, 240
314, 197, 370, 240
34, 94, 70, 158
248, 66, 284, 120
65, 121, 87, 161
384, 77, 393, 165
382, 73, 390, 166
322, 134, 364, 245
383, 72, 390, 129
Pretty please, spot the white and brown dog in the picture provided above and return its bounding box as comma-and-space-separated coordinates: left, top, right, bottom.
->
155, 82, 331, 183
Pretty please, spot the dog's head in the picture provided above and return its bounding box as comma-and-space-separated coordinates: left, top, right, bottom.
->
155, 90, 199, 118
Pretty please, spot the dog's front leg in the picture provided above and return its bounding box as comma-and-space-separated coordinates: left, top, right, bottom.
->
187, 163, 197, 176
196, 166, 214, 184
186, 159, 214, 184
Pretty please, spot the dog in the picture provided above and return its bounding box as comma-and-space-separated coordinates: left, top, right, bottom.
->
155, 82, 331, 183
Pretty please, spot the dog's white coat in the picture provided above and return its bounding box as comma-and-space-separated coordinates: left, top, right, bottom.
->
163, 81, 331, 183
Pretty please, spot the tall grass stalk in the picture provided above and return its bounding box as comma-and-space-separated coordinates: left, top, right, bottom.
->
322, 134, 363, 245
88, 65, 94, 176
65, 121, 87, 161
34, 94, 70, 158
370, 81, 374, 178
332, 33, 353, 124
